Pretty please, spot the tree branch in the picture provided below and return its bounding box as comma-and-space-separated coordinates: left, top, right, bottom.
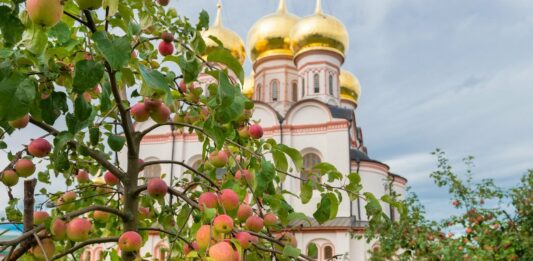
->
168, 187, 199, 209
63, 11, 90, 28
141, 160, 219, 191
51, 237, 119, 260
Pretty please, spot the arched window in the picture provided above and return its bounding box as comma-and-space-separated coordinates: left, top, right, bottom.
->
301, 78, 305, 97
302, 153, 321, 187
292, 81, 298, 101
324, 245, 334, 259
155, 242, 169, 260
313, 73, 320, 93
80, 250, 91, 261
93, 247, 103, 261
271, 80, 279, 101
143, 157, 161, 184
307, 242, 319, 260
257, 84, 262, 100
328, 74, 333, 95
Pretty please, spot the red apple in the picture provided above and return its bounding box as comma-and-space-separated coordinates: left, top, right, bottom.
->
66, 218, 92, 242
57, 191, 77, 211
147, 178, 168, 198
213, 214, 234, 234
179, 80, 188, 92
184, 241, 199, 255
31, 238, 55, 260
131, 103, 150, 122
237, 126, 249, 138
28, 138, 52, 158
26, 0, 63, 27
161, 32, 174, 42
208, 150, 228, 168
235, 169, 253, 184
15, 158, 35, 178
219, 189, 239, 211
263, 213, 278, 226
158, 41, 174, 56
249, 124, 263, 139
198, 192, 218, 211
93, 211, 110, 222
104, 171, 120, 186
118, 231, 142, 252
1, 170, 19, 187
208, 242, 235, 261
235, 231, 252, 249
33, 211, 50, 225
8, 115, 30, 129
156, 0, 169, 6
143, 97, 162, 112
51, 219, 67, 240
237, 204, 253, 222
150, 103, 170, 123
76, 169, 90, 183
138, 207, 151, 219
245, 216, 264, 232
196, 225, 213, 250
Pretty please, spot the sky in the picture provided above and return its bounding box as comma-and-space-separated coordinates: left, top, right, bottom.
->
1, 0, 533, 224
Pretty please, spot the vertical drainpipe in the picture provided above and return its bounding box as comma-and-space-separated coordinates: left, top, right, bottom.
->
169, 124, 176, 206
347, 119, 353, 219
279, 116, 284, 190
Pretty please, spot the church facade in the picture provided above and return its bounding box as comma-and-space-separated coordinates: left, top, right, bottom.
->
82, 0, 407, 260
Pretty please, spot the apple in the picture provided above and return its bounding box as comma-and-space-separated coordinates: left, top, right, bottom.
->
196, 225, 213, 250
118, 231, 142, 252
150, 103, 171, 123
8, 115, 30, 129
208, 242, 235, 261
104, 171, 120, 186
131, 103, 150, 122
76, 0, 102, 10
208, 150, 228, 168
138, 207, 151, 219
147, 178, 168, 198
184, 241, 199, 255
237, 204, 253, 222
1, 170, 19, 187
158, 41, 174, 56
15, 159, 35, 178
76, 169, 90, 183
235, 231, 252, 249
143, 97, 162, 112
93, 211, 110, 222
26, 0, 63, 27
235, 169, 253, 184
51, 219, 67, 240
219, 189, 239, 211
82, 91, 92, 102
249, 124, 263, 139
179, 80, 188, 92
33, 211, 50, 225
57, 191, 77, 211
156, 0, 169, 6
66, 218, 92, 242
213, 214, 234, 234
161, 32, 174, 42
245, 216, 264, 232
31, 238, 55, 260
237, 126, 249, 138
263, 213, 278, 226
28, 138, 52, 158
465, 227, 473, 234
198, 192, 219, 211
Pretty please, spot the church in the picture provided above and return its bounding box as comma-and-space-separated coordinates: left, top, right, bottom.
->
82, 0, 407, 260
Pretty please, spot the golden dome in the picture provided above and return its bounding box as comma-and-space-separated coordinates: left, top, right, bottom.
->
242, 73, 254, 99
201, 0, 246, 64
247, 0, 299, 63
339, 70, 361, 104
290, 0, 349, 58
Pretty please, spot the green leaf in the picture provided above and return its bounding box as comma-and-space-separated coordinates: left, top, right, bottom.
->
214, 95, 245, 123
5, 199, 22, 222
74, 96, 92, 121
49, 22, 71, 44
300, 181, 313, 204
178, 54, 202, 83
108, 134, 126, 152
282, 245, 301, 258
287, 212, 311, 226
278, 144, 303, 170
0, 72, 36, 121
273, 149, 289, 173
346, 172, 362, 201
196, 10, 210, 31
73, 60, 104, 93
52, 132, 73, 172
89, 127, 100, 146
0, 7, 24, 46
23, 25, 48, 54
207, 48, 244, 84
139, 64, 169, 95
313, 193, 339, 224
256, 159, 275, 195
217, 71, 235, 107
39, 92, 67, 125
92, 31, 131, 70
364, 192, 382, 216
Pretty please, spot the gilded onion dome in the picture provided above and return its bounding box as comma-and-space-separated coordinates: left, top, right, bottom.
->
339, 70, 361, 104
201, 0, 246, 64
242, 73, 254, 99
290, 0, 349, 58
247, 0, 300, 63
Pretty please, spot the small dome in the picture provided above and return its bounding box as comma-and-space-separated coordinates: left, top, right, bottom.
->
290, 0, 349, 59
242, 74, 254, 99
247, 0, 299, 63
339, 70, 361, 104
201, 0, 246, 64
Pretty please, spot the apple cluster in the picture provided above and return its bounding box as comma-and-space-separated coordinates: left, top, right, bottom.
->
1, 137, 50, 187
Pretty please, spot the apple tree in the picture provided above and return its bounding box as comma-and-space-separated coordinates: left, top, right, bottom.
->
0, 0, 381, 260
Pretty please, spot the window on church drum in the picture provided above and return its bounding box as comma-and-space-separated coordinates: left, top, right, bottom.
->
329, 74, 334, 95
301, 153, 321, 187
301, 78, 305, 97
313, 73, 320, 93
143, 161, 161, 183
307, 242, 319, 260
292, 81, 298, 101
257, 84, 262, 100
271, 80, 279, 101
81, 250, 91, 261
324, 245, 334, 259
